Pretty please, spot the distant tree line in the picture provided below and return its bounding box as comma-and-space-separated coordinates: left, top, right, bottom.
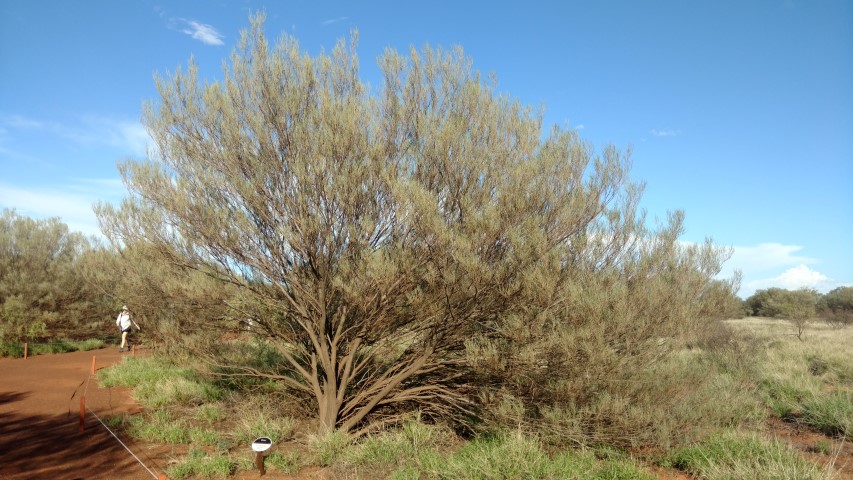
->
0, 209, 108, 341
0, 208, 236, 345
745, 286, 853, 329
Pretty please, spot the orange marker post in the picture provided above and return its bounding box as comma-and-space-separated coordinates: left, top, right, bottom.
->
132, 345, 136, 356
91, 355, 96, 374
79, 396, 85, 432
158, 474, 167, 480
23, 342, 28, 360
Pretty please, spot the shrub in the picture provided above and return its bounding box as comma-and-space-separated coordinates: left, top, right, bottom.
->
98, 355, 222, 407
168, 449, 235, 479
665, 431, 832, 480
410, 431, 654, 480
801, 392, 853, 439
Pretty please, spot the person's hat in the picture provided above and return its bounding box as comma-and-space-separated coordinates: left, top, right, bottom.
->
122, 305, 128, 310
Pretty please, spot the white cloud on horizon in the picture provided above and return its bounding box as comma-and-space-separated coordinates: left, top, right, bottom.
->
180, 20, 225, 46
714, 242, 836, 298
720, 242, 817, 277
743, 264, 850, 295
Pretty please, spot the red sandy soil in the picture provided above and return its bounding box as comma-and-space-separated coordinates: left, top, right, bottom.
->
2, 348, 849, 480
0, 347, 328, 480
0, 347, 160, 480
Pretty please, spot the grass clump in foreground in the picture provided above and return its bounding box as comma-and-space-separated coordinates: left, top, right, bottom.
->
98, 355, 222, 407
743, 318, 853, 440
409, 431, 653, 480
664, 430, 834, 480
338, 422, 654, 480
168, 448, 236, 479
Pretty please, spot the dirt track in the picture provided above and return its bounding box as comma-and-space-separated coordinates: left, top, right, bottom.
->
2, 347, 849, 480
0, 347, 163, 480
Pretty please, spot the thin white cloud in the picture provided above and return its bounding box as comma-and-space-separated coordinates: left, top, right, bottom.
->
0, 180, 126, 237
180, 20, 225, 46
575, 124, 585, 130
715, 242, 828, 298
321, 16, 348, 26
651, 129, 680, 137
721, 242, 817, 277
0, 114, 150, 156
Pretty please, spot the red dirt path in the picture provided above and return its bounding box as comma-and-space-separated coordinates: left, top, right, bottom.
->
3, 348, 849, 480
0, 347, 158, 480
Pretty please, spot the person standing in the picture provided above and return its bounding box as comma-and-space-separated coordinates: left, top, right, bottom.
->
116, 305, 139, 352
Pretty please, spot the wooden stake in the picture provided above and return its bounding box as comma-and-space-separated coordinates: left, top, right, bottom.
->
91, 355, 96, 374
255, 451, 265, 475
132, 345, 136, 356
23, 342, 28, 360
79, 396, 85, 432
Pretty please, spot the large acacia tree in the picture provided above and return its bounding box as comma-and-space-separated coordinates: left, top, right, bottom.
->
97, 17, 718, 435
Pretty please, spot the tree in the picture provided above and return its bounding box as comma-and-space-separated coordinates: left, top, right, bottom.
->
97, 16, 733, 437
818, 286, 853, 328
744, 287, 787, 317
0, 209, 105, 341
772, 288, 819, 340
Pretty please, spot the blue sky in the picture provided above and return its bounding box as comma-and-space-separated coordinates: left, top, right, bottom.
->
1, 0, 850, 298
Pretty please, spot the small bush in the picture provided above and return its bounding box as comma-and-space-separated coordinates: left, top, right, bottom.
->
189, 426, 221, 446
194, 403, 226, 423
410, 431, 653, 480
0, 342, 24, 357
310, 429, 351, 466
168, 448, 235, 479
75, 338, 106, 351
266, 450, 301, 475
666, 431, 832, 480
232, 397, 295, 444
128, 409, 190, 444
801, 392, 853, 439
98, 355, 222, 407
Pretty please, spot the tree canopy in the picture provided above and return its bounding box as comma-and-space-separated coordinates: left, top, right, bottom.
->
0, 209, 105, 340
97, 17, 736, 437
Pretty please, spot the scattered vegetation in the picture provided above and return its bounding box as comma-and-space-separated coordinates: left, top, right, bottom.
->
6, 13, 853, 480
0, 337, 105, 358
665, 431, 835, 480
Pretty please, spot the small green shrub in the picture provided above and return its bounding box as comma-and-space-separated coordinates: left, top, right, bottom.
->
0, 342, 25, 357
189, 426, 221, 446
411, 431, 653, 480
232, 397, 295, 444
128, 409, 190, 444
348, 417, 455, 469
168, 448, 235, 479
266, 450, 301, 475
194, 403, 226, 423
801, 391, 853, 439
310, 429, 351, 466
666, 431, 831, 480
98, 356, 222, 407
75, 338, 106, 351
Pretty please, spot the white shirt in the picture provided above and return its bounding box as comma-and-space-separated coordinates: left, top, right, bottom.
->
116, 311, 132, 330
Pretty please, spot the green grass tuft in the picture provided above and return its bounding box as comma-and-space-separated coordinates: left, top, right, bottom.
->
167, 448, 236, 479
98, 355, 222, 407
666, 430, 832, 480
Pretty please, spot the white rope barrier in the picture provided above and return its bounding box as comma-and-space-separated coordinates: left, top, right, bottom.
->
85, 404, 164, 480
78, 357, 165, 480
